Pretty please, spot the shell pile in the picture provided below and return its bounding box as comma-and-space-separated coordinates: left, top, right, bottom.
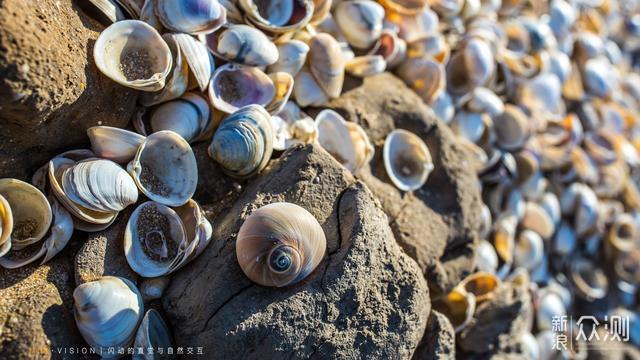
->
3, 0, 640, 356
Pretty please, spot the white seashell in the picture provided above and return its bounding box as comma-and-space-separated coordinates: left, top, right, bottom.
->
139, 34, 191, 106
155, 0, 226, 35
133, 309, 173, 359
520, 332, 541, 360
172, 33, 215, 92
239, 0, 313, 34
73, 276, 143, 355
215, 25, 279, 67
62, 159, 139, 213
267, 40, 310, 77
521, 201, 555, 239
315, 110, 373, 174
208, 63, 275, 114
466, 87, 504, 116
94, 20, 172, 92
87, 126, 146, 164
431, 91, 455, 124
334, 0, 385, 49
536, 289, 566, 331
271, 116, 292, 151
139, 0, 164, 31
451, 111, 486, 144
368, 29, 407, 68
383, 129, 433, 191
308, 33, 345, 99
0, 179, 52, 253
552, 221, 576, 256
0, 195, 12, 257
128, 131, 198, 207
475, 239, 498, 273
583, 57, 617, 98
148, 93, 213, 143
560, 183, 599, 236
266, 72, 295, 115
345, 55, 386, 77
80, 0, 126, 24
139, 276, 171, 301
540, 192, 561, 226
293, 68, 329, 107
514, 230, 544, 271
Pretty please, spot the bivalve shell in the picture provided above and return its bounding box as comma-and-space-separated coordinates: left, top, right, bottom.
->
383, 129, 434, 191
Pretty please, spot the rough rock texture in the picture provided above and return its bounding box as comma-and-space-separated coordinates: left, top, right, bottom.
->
74, 208, 139, 286
323, 73, 483, 296
413, 310, 456, 360
457, 280, 533, 356
0, 0, 138, 180
163, 144, 431, 358
0, 238, 86, 359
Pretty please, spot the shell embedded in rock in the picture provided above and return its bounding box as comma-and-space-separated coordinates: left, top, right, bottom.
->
308, 33, 346, 99
315, 109, 373, 174
239, 0, 314, 34
128, 131, 198, 207
134, 310, 174, 357
215, 24, 279, 67
155, 0, 226, 35
208, 105, 274, 179
236, 202, 327, 287
62, 159, 139, 213
383, 129, 434, 191
73, 276, 143, 355
208, 63, 276, 114
0, 179, 52, 253
87, 126, 146, 164
334, 0, 385, 49
148, 92, 213, 143
93, 20, 172, 92
267, 40, 310, 77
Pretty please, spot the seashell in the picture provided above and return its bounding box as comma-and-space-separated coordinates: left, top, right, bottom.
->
383, 129, 433, 191
0, 179, 52, 252
387, 7, 438, 43
139, 34, 191, 106
513, 230, 544, 271
0, 195, 12, 257
139, 276, 171, 301
236, 202, 326, 287
466, 87, 504, 117
450, 111, 487, 144
0, 200, 74, 269
334, 0, 385, 49
583, 130, 618, 165
480, 150, 518, 185
614, 248, 640, 287
548, 50, 572, 84
208, 105, 274, 179
560, 183, 599, 237
155, 0, 226, 35
62, 159, 139, 213
94, 20, 172, 92
431, 91, 455, 124
429, 0, 463, 18
293, 67, 330, 107
583, 57, 617, 98
446, 39, 494, 96
548, 0, 576, 37
266, 72, 295, 115
345, 55, 386, 77
315, 110, 373, 174
570, 257, 608, 300
478, 203, 492, 240
521, 201, 555, 239
79, 0, 126, 24
475, 239, 498, 273
208, 63, 275, 114
139, 0, 164, 31
87, 126, 146, 164
540, 192, 561, 226
310, 0, 332, 25
397, 57, 446, 104
217, 0, 243, 23
519, 73, 564, 117
133, 310, 174, 359
368, 30, 406, 69
605, 213, 637, 258
74, 277, 143, 355
520, 332, 541, 360
493, 212, 518, 266
239, 0, 314, 34
147, 93, 213, 143
267, 40, 310, 77
172, 33, 215, 92
128, 131, 198, 207
493, 104, 529, 151
513, 150, 539, 186
308, 33, 345, 99
562, 61, 585, 101
406, 33, 450, 64
378, 0, 427, 15
215, 25, 279, 67
536, 288, 566, 331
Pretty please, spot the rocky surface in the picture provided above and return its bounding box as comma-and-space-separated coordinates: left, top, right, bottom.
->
163, 144, 431, 358
413, 310, 456, 360
324, 74, 483, 295
0, 0, 138, 180
74, 208, 139, 286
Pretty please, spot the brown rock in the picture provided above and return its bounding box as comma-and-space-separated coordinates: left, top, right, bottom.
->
0, 0, 138, 180
323, 73, 483, 295
74, 208, 139, 286
0, 238, 85, 359
413, 310, 456, 360
163, 144, 430, 358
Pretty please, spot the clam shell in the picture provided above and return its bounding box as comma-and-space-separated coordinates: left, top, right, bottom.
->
0, 179, 52, 251
406, 33, 450, 64
266, 40, 310, 77
536, 289, 566, 331
208, 63, 275, 114
433, 286, 476, 332
493, 104, 529, 151
345, 55, 386, 78
87, 126, 146, 164
368, 29, 406, 68
475, 239, 498, 273
560, 182, 599, 236
383, 129, 434, 191
128, 131, 198, 207
133, 310, 174, 358
378, 0, 427, 15
521, 201, 555, 239
139, 276, 171, 301
450, 111, 487, 144
149, 92, 213, 143
292, 67, 330, 107
139, 34, 190, 106
94, 20, 172, 92
334, 0, 385, 49
266, 72, 295, 115
514, 230, 544, 271
315, 109, 373, 174
208, 105, 274, 179
239, 0, 314, 33
570, 257, 608, 300
155, 0, 226, 35
397, 57, 445, 104
466, 87, 504, 116
493, 213, 518, 265
73, 277, 143, 355
308, 33, 345, 99
79, 0, 126, 24
172, 33, 215, 92
0, 195, 12, 257
215, 24, 279, 67
236, 202, 326, 287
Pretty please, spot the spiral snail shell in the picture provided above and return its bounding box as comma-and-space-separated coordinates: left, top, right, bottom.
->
236, 202, 326, 287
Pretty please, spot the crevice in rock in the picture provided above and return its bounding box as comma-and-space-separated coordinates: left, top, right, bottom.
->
201, 283, 253, 333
